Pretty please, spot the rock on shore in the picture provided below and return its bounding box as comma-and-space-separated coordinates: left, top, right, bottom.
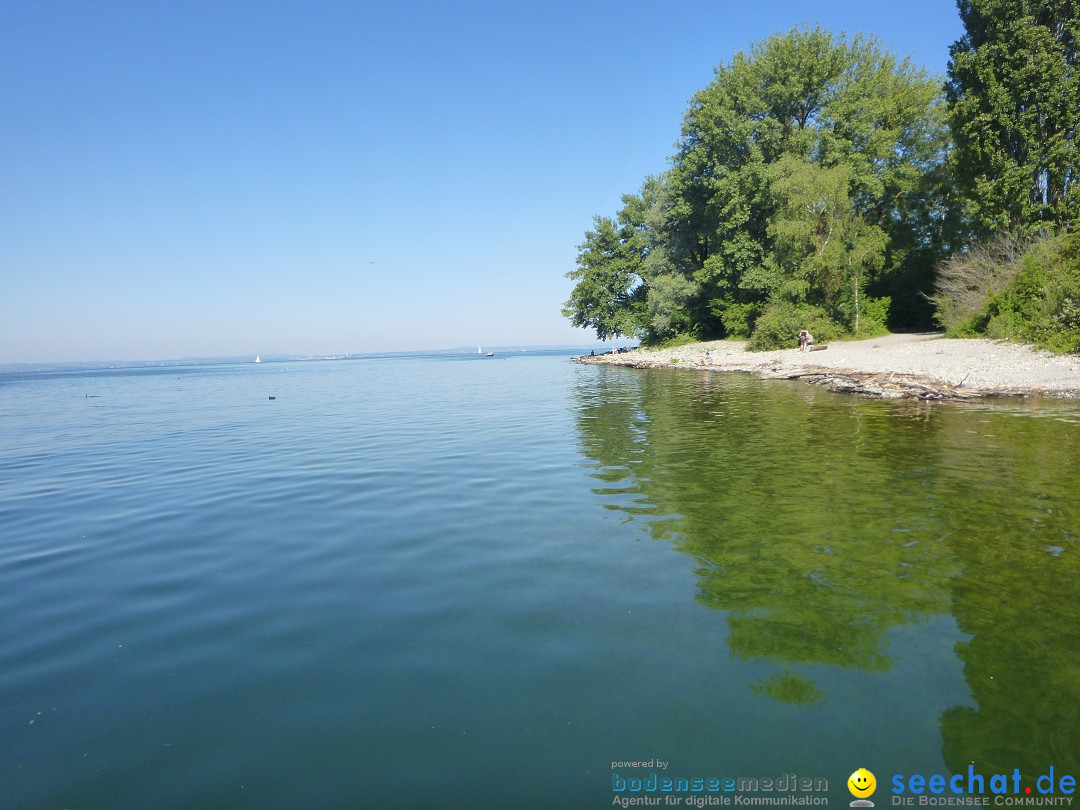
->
576, 332, 1080, 400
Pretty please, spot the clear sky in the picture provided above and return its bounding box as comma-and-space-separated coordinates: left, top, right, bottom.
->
1, 1, 965, 363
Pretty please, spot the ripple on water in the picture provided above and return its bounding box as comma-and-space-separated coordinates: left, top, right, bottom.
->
2, 356, 1079, 807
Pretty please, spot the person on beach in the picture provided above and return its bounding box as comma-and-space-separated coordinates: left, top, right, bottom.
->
798, 329, 813, 352
699, 349, 712, 365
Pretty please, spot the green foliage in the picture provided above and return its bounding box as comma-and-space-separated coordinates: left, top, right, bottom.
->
564, 9, 1080, 348
563, 26, 948, 343
649, 332, 702, 350
561, 181, 659, 341
561, 216, 641, 341
645, 271, 700, 341
929, 231, 1035, 334
935, 232, 1080, 353
946, 0, 1080, 237
980, 234, 1080, 352
857, 295, 892, 337
765, 156, 890, 333
745, 301, 844, 351
667, 26, 946, 335
711, 299, 760, 338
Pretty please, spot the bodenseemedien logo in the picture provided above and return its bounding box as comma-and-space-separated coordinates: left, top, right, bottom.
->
849, 768, 878, 807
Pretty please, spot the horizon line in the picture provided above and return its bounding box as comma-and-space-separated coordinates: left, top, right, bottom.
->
0, 341, 631, 372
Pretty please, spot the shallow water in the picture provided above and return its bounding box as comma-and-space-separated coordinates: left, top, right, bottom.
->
2, 354, 1078, 808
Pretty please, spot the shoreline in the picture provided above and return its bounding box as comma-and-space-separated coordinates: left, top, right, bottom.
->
575, 333, 1080, 401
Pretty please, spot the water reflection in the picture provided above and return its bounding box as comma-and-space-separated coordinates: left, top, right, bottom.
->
573, 366, 1080, 777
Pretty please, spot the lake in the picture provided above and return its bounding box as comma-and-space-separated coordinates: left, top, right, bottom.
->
2, 351, 1078, 809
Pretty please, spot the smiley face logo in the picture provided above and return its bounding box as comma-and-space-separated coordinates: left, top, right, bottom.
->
848, 768, 877, 798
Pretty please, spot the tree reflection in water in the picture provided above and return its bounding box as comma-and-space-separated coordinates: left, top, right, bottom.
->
573, 365, 1080, 778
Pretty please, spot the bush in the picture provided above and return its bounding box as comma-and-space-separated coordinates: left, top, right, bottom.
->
644, 332, 701, 350
979, 234, 1080, 354
855, 296, 891, 337
710, 299, 760, 338
929, 231, 1035, 334
646, 273, 698, 341
747, 301, 844, 351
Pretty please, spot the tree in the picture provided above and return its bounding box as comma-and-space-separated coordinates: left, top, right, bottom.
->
946, 0, 1080, 237
561, 181, 657, 341
563, 27, 948, 345
561, 215, 644, 341
666, 27, 946, 341
766, 157, 888, 333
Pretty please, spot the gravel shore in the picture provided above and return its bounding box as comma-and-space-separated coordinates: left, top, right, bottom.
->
577, 332, 1080, 400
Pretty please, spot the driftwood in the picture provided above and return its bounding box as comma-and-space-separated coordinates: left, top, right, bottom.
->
760, 369, 997, 401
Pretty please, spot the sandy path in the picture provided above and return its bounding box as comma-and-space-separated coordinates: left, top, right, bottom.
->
579, 333, 1080, 399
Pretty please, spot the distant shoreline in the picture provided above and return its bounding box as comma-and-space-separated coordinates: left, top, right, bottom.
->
0, 346, 599, 375
575, 333, 1080, 401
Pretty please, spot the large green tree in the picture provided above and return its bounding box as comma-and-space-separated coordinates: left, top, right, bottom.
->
946, 0, 1080, 237
668, 27, 947, 340
564, 27, 949, 345
765, 157, 888, 332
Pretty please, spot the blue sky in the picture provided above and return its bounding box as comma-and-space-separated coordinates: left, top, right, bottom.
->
1, 1, 965, 362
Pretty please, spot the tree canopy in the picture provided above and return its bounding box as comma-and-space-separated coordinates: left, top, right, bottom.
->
946, 0, 1080, 238
564, 27, 949, 347
567, 10, 1080, 351
560, 182, 656, 341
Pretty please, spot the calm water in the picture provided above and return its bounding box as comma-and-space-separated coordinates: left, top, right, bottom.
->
2, 352, 1078, 809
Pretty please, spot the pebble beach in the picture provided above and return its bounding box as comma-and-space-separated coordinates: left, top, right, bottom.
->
578, 332, 1080, 400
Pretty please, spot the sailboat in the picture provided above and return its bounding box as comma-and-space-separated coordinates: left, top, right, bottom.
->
255, 356, 261, 363
477, 347, 482, 354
